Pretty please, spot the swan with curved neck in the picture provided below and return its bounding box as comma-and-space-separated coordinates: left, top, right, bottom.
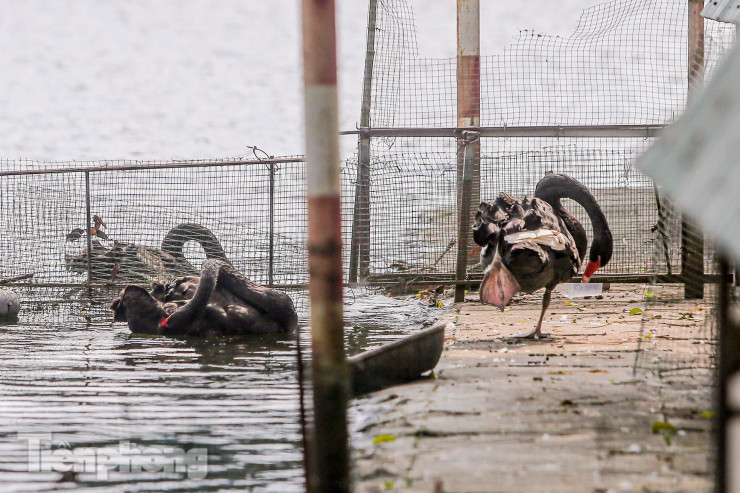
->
534, 173, 613, 283
67, 222, 229, 282
473, 172, 612, 339
160, 223, 229, 262
110, 259, 297, 336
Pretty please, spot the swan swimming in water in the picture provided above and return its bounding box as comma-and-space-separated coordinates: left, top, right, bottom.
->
110, 259, 297, 336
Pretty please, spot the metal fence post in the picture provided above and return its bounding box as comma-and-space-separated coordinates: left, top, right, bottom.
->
84, 171, 93, 289
358, 137, 371, 280
268, 162, 275, 286
715, 256, 738, 493
301, 0, 350, 491
455, 131, 478, 302
349, 0, 378, 283
455, 0, 480, 302
682, 0, 705, 299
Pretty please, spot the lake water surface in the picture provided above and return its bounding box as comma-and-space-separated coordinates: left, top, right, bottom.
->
0, 1, 606, 490
0, 291, 443, 492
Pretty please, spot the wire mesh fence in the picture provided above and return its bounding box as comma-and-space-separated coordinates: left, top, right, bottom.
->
1, 2, 736, 491
0, 156, 316, 318
354, 4, 733, 482
369, 0, 735, 128
633, 197, 721, 376
344, 0, 735, 296
0, 0, 736, 324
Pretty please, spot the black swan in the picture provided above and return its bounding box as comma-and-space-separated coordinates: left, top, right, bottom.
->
66, 223, 229, 282
472, 173, 613, 339
110, 259, 297, 336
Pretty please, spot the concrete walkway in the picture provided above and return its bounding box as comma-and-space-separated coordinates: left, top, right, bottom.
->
351, 284, 714, 493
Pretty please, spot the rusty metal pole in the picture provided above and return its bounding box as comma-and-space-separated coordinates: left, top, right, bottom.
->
349, 0, 378, 283
682, 0, 705, 299
84, 172, 93, 291
456, 131, 478, 302
268, 162, 275, 286
455, 0, 480, 302
301, 1, 350, 492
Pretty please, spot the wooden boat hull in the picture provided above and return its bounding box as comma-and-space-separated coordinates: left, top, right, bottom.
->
348, 321, 447, 396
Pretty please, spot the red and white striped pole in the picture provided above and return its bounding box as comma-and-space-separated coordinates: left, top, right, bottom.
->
301, 1, 350, 492
457, 0, 480, 129
455, 0, 481, 302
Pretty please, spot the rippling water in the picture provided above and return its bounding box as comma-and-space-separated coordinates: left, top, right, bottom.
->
0, 1, 595, 162
0, 291, 444, 492
0, 1, 601, 490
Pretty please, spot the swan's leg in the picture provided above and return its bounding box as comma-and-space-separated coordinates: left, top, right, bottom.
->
533, 287, 552, 338
505, 287, 552, 340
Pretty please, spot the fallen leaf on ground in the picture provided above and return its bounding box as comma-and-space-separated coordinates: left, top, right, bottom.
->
651, 421, 677, 434
373, 434, 397, 445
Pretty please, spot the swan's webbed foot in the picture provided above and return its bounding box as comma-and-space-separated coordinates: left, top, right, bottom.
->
504, 287, 553, 340
505, 328, 551, 340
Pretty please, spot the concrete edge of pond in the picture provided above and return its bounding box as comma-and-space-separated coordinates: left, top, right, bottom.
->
351, 284, 715, 493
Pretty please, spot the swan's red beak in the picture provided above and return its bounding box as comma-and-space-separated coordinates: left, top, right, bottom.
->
160, 317, 169, 328
480, 254, 521, 311
582, 258, 601, 283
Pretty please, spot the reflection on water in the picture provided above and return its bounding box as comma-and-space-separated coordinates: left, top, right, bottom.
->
0, 290, 445, 492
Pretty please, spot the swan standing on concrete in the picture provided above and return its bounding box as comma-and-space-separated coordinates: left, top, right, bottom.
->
473, 173, 613, 339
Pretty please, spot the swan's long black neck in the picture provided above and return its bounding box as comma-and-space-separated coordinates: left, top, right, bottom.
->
163, 259, 222, 329
161, 223, 228, 260
534, 173, 612, 266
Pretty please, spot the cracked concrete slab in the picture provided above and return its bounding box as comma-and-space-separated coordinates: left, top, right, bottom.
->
351, 284, 714, 493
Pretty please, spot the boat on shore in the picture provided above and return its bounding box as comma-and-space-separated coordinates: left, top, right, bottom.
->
348, 321, 447, 396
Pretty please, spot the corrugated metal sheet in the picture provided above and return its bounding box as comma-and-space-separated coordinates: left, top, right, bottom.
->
702, 0, 740, 24
637, 42, 740, 261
